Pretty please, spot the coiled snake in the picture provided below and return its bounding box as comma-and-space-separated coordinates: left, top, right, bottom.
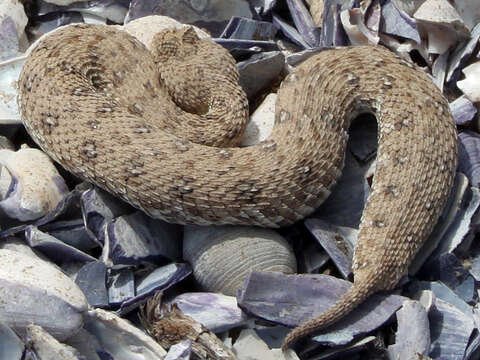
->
18, 24, 457, 351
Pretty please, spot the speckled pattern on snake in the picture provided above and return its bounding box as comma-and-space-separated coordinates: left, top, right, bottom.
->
18, 24, 458, 351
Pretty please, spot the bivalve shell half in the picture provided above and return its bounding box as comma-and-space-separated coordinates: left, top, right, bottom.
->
0, 146, 68, 221
183, 226, 297, 296
0, 249, 87, 340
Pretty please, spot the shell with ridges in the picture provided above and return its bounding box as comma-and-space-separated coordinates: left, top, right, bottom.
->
183, 226, 297, 296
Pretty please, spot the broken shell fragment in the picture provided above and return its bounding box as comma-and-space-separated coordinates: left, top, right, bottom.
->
0, 321, 24, 360
0, 249, 87, 340
84, 308, 167, 360
457, 62, 480, 102
387, 300, 430, 360
26, 324, 84, 359
169, 292, 248, 333
183, 226, 297, 296
0, 147, 68, 221
237, 271, 405, 346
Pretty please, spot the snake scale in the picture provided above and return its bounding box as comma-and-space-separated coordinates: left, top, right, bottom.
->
18, 24, 457, 351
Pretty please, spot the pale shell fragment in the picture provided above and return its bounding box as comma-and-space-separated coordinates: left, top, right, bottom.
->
41, 0, 89, 5
169, 292, 248, 332
457, 62, 480, 102
26, 324, 83, 359
413, 0, 469, 54
241, 93, 276, 146
0, 0, 28, 48
0, 55, 24, 124
0, 249, 87, 340
232, 329, 298, 360
83, 308, 167, 360
0, 147, 68, 221
0, 322, 24, 360
387, 300, 430, 360
121, 15, 210, 51
183, 226, 297, 296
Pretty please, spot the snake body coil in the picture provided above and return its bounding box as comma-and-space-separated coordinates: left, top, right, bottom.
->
18, 24, 457, 349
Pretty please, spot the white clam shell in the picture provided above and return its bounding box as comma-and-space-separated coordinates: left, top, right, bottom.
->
0, 249, 87, 340
183, 226, 297, 296
0, 146, 68, 221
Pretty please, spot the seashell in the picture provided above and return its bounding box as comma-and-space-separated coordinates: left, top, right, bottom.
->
238, 271, 405, 346
26, 324, 84, 359
428, 186, 480, 263
35, 0, 127, 25
108, 269, 135, 306
0, 0, 28, 59
413, 0, 467, 30
457, 61, 480, 102
408, 280, 472, 315
184, 226, 296, 296
41, 218, 98, 252
304, 218, 355, 279
391, 0, 423, 16
0, 249, 87, 340
413, 0, 469, 54
238, 51, 284, 100
0, 146, 69, 221
220, 17, 278, 41
318, 0, 350, 47
458, 133, 480, 187
241, 93, 276, 146
449, 95, 477, 125
0, 54, 24, 124
387, 300, 430, 360
0, 322, 24, 360
454, 0, 480, 30
64, 328, 102, 360
25, 225, 96, 263
122, 15, 210, 50
273, 14, 310, 48
102, 210, 182, 267
75, 261, 109, 308
80, 187, 132, 243
83, 308, 167, 359
285, 0, 320, 47
429, 298, 474, 359
0, 235, 49, 260
340, 4, 381, 46
118, 263, 191, 314
41, 0, 89, 6
169, 292, 248, 333
165, 340, 191, 360
422, 253, 476, 304
313, 151, 370, 229
125, 0, 253, 37
380, 1, 421, 43
432, 51, 448, 91
232, 328, 299, 360
446, 23, 480, 83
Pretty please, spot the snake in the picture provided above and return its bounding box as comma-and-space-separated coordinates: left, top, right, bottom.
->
17, 23, 457, 351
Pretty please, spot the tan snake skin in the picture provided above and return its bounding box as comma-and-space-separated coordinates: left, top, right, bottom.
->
18, 24, 457, 350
